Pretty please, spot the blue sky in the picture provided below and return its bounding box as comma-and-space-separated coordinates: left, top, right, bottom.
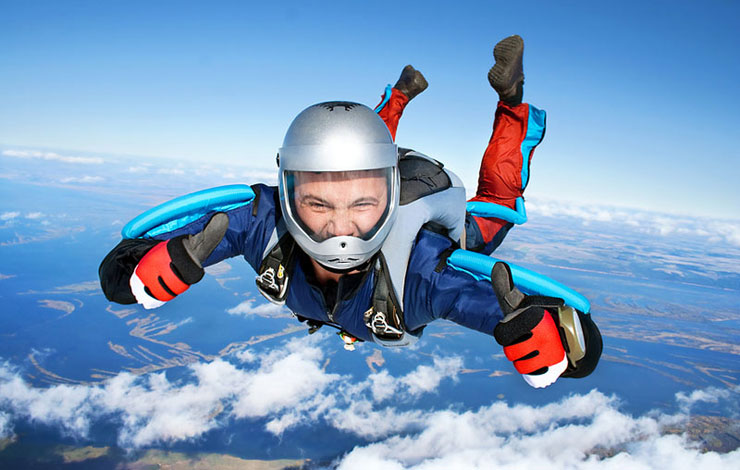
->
1, 0, 738, 219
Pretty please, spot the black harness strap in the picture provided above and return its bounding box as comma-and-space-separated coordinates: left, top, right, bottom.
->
255, 234, 297, 304
364, 253, 406, 340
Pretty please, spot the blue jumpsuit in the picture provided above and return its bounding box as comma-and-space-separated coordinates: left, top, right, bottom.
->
152, 184, 503, 342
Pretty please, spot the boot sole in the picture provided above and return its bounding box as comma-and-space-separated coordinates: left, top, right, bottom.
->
397, 65, 428, 100
488, 35, 524, 93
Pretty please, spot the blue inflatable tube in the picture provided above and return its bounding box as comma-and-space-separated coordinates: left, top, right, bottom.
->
466, 197, 527, 225
121, 184, 255, 239
373, 84, 394, 113
447, 249, 591, 313
120, 184, 589, 313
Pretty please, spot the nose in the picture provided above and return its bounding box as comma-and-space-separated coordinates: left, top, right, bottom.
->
328, 211, 356, 237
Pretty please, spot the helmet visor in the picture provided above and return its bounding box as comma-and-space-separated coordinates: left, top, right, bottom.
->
285, 168, 393, 243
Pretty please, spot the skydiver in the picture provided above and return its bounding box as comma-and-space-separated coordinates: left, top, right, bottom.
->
99, 35, 602, 388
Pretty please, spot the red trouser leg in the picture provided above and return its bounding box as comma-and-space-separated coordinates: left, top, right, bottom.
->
375, 87, 410, 140
468, 101, 536, 246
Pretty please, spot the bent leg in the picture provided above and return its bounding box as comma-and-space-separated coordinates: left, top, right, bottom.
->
375, 65, 427, 140
375, 86, 410, 140
466, 101, 546, 254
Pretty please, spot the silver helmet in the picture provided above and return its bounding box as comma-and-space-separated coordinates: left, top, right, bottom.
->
278, 101, 399, 270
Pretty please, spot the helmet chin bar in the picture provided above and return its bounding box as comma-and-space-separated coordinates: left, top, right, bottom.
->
294, 233, 384, 271
316, 255, 374, 274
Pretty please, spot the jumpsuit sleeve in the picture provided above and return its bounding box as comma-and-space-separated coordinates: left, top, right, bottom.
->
402, 230, 504, 337
98, 184, 279, 305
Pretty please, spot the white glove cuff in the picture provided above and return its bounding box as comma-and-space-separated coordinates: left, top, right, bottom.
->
522, 353, 568, 389
130, 269, 166, 310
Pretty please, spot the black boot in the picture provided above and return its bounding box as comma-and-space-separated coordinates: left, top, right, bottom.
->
394, 65, 428, 101
488, 35, 524, 106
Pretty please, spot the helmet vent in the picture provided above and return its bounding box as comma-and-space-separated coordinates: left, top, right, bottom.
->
318, 101, 357, 112
327, 257, 359, 263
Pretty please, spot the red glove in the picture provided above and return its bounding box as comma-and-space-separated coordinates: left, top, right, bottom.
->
499, 308, 567, 375
491, 262, 602, 387
130, 213, 229, 309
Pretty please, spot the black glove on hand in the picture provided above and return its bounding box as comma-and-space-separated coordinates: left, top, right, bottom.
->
491, 262, 602, 387
130, 213, 229, 309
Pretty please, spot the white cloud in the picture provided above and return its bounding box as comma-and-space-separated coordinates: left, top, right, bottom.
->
60, 176, 104, 184
226, 298, 293, 318
327, 400, 427, 440
204, 261, 232, 276
101, 364, 238, 446
339, 355, 463, 407
234, 349, 258, 363
368, 370, 397, 402
710, 221, 740, 246
675, 387, 735, 413
25, 212, 44, 219
0, 363, 99, 438
156, 168, 186, 175
400, 356, 462, 396
2, 149, 103, 164
0, 411, 12, 439
230, 338, 339, 419
527, 199, 617, 222
240, 170, 278, 185
1, 212, 20, 221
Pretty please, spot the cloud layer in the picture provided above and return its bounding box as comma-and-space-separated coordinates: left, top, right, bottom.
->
335, 389, 739, 470
2, 149, 103, 164
0, 335, 463, 447
527, 198, 740, 247
0, 337, 738, 468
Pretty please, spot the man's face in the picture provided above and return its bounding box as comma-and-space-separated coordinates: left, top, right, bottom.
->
291, 169, 389, 241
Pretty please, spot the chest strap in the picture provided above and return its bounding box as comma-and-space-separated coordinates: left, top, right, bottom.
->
364, 253, 420, 348
256, 232, 417, 347
256, 234, 297, 305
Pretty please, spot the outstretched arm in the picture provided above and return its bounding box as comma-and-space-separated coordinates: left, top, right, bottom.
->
404, 231, 601, 389
99, 184, 280, 307
99, 213, 230, 307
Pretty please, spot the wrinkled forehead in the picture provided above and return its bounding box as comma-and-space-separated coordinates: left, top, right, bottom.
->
292, 169, 389, 188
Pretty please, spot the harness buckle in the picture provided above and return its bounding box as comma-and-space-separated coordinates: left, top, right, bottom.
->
256, 267, 279, 294
365, 308, 404, 338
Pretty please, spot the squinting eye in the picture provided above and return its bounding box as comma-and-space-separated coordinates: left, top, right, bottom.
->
308, 202, 329, 211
